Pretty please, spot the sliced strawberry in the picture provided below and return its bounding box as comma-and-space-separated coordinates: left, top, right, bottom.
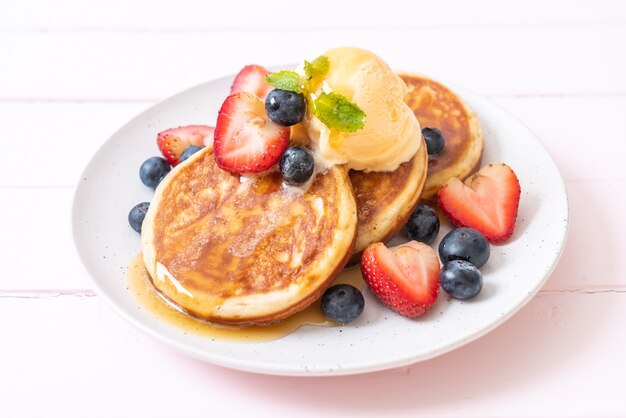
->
361, 241, 440, 319
230, 65, 273, 100
157, 125, 215, 166
214, 92, 289, 174
438, 163, 521, 243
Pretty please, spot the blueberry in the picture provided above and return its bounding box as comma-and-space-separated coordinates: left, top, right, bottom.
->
139, 156, 171, 189
128, 202, 150, 233
422, 127, 445, 155
279, 146, 315, 185
440, 260, 483, 299
265, 89, 306, 126
438, 227, 490, 268
406, 204, 440, 244
321, 284, 365, 323
180, 145, 205, 163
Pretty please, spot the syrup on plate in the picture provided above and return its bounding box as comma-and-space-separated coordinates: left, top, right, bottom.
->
127, 253, 364, 342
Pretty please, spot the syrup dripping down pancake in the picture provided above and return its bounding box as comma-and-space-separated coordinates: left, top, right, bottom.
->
141, 146, 357, 325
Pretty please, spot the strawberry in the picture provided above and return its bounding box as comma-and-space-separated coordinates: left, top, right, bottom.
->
214, 92, 289, 174
361, 241, 440, 319
230, 65, 273, 100
438, 163, 521, 243
156, 125, 214, 166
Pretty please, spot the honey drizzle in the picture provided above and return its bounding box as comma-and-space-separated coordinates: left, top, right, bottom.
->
127, 253, 364, 342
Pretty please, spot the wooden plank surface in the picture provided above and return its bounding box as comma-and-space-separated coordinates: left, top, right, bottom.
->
2, 0, 625, 416
3, 0, 624, 30
2, 26, 625, 101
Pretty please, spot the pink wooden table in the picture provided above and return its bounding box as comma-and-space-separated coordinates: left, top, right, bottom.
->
1, 1, 625, 416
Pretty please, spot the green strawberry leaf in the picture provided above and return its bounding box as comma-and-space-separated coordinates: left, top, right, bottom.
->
304, 56, 329, 81
265, 70, 304, 93
312, 92, 366, 132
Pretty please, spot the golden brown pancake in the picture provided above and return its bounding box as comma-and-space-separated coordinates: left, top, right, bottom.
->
141, 146, 357, 325
348, 141, 428, 264
400, 73, 484, 201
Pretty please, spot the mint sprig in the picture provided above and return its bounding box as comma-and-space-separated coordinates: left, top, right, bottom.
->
265, 70, 304, 93
304, 55, 329, 81
265, 56, 366, 132
312, 92, 366, 133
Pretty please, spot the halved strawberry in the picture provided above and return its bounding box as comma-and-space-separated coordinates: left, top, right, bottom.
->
361, 241, 440, 319
230, 65, 273, 100
156, 125, 214, 166
214, 92, 289, 174
438, 163, 521, 243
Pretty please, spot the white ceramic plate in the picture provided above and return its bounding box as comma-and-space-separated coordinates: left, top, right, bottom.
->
72, 70, 568, 376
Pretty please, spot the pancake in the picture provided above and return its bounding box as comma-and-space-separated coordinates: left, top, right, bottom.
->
141, 146, 357, 326
400, 73, 484, 201
346, 74, 481, 263
348, 140, 428, 264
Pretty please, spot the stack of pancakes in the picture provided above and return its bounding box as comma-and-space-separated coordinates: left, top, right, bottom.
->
142, 73, 483, 325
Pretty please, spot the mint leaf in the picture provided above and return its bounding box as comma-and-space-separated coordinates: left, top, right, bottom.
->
304, 55, 329, 80
304, 61, 313, 78
312, 92, 366, 132
265, 70, 303, 93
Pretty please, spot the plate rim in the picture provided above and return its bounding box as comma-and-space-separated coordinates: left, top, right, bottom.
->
72, 71, 569, 376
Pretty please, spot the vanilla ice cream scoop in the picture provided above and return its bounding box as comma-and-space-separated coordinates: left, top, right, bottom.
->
306, 47, 421, 172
